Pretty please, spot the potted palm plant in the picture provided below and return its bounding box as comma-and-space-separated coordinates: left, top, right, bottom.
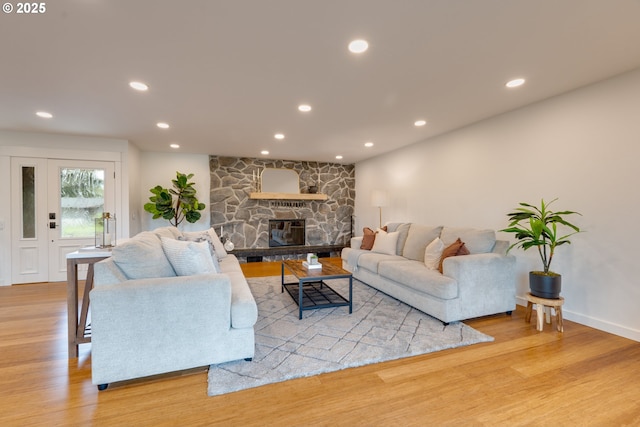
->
501, 198, 582, 299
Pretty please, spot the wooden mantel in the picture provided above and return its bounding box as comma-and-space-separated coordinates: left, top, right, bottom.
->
249, 192, 328, 201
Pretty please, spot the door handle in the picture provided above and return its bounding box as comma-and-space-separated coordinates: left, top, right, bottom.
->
49, 221, 58, 229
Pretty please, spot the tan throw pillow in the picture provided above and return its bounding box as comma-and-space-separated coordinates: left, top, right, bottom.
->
438, 238, 467, 273
360, 227, 376, 250
360, 226, 386, 250
457, 242, 470, 256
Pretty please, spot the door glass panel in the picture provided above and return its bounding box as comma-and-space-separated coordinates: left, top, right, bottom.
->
60, 168, 105, 238
21, 166, 36, 239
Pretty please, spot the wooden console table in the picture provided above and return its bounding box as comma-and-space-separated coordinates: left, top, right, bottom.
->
66, 250, 112, 358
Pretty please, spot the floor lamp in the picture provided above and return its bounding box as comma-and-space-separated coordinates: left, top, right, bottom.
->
371, 190, 388, 229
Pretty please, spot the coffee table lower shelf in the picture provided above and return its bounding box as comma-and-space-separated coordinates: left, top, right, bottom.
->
283, 281, 351, 319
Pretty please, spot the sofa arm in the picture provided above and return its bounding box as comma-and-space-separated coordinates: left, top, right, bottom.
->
443, 253, 516, 307
90, 274, 232, 384
350, 236, 363, 248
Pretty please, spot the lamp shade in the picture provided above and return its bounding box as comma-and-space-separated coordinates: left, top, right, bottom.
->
371, 190, 388, 207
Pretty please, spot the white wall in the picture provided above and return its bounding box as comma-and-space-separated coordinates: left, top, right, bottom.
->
354, 68, 640, 341
139, 152, 210, 233
127, 143, 142, 236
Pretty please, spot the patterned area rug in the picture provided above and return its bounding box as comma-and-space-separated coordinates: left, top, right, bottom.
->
207, 275, 493, 396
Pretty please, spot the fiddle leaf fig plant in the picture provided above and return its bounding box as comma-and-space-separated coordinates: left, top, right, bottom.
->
501, 198, 582, 275
144, 172, 206, 227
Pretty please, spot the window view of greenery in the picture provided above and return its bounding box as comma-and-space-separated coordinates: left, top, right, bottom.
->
21, 167, 36, 239
60, 168, 105, 238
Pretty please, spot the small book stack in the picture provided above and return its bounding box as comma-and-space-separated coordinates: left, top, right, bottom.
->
302, 261, 322, 269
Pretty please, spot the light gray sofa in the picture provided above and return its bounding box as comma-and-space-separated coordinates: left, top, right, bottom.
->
90, 226, 257, 390
342, 223, 516, 324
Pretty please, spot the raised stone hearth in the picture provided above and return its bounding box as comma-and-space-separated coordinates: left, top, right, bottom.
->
209, 156, 354, 260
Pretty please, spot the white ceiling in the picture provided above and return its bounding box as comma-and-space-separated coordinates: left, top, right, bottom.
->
2, 0, 640, 164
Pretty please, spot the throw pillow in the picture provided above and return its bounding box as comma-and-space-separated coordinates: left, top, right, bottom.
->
360, 227, 376, 250
179, 231, 222, 271
161, 237, 219, 276
438, 237, 468, 273
371, 230, 399, 255
182, 228, 228, 259
424, 237, 445, 270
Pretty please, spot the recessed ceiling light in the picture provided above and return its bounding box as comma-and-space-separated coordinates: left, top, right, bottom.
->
348, 39, 369, 54
414, 120, 427, 127
298, 104, 312, 112
36, 111, 53, 118
274, 133, 285, 140
170, 143, 180, 149
364, 142, 374, 147
506, 78, 525, 88
157, 122, 170, 129
335, 155, 343, 160
261, 150, 269, 155
129, 81, 149, 91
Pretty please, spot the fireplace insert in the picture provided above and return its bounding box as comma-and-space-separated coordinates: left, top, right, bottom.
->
269, 219, 305, 247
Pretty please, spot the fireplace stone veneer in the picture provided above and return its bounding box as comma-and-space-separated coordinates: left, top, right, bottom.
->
209, 156, 355, 261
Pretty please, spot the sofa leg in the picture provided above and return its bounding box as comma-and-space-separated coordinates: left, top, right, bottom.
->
97, 384, 109, 391
506, 311, 513, 316
442, 321, 449, 326
244, 357, 253, 362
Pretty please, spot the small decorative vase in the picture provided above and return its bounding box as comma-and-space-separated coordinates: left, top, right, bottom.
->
224, 240, 235, 251
529, 271, 562, 299
308, 185, 318, 194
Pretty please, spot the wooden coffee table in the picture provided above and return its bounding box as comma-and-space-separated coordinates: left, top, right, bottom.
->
281, 259, 353, 319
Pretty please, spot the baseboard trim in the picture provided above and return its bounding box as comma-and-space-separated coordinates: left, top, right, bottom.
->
515, 296, 640, 342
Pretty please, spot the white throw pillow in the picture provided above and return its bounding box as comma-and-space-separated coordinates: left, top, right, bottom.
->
371, 230, 399, 255
179, 230, 223, 270
161, 237, 219, 276
424, 237, 445, 270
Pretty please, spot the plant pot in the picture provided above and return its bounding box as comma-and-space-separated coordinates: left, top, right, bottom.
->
529, 271, 561, 299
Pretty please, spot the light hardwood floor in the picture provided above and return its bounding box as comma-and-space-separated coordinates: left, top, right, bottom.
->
1, 258, 639, 426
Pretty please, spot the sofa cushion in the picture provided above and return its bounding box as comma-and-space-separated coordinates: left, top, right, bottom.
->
93, 258, 128, 286
378, 260, 458, 300
440, 227, 496, 254
371, 230, 399, 255
161, 237, 219, 276
394, 223, 411, 256
111, 231, 176, 279
357, 251, 405, 273
424, 237, 445, 270
153, 226, 182, 240
402, 225, 443, 261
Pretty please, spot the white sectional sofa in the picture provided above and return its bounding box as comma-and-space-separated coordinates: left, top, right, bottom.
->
90, 226, 257, 390
342, 223, 516, 324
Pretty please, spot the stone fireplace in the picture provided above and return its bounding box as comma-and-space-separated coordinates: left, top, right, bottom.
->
209, 156, 355, 260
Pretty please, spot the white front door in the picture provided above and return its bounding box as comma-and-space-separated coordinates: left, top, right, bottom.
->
11, 158, 115, 284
